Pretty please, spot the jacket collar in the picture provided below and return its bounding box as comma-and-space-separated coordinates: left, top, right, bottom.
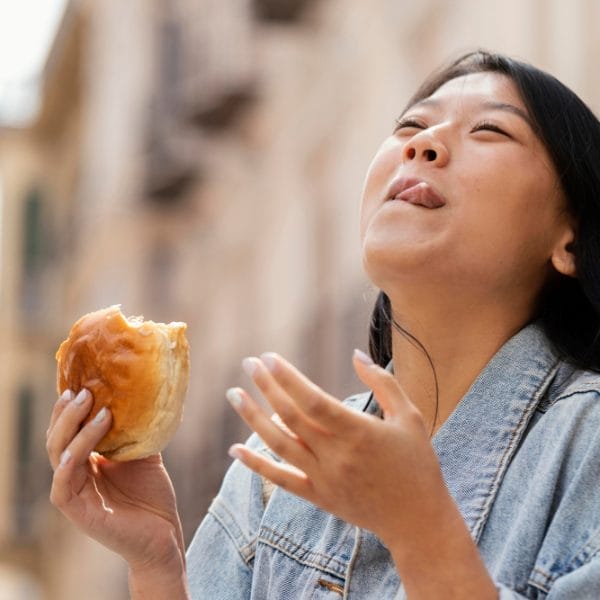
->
431, 323, 560, 541
363, 323, 561, 541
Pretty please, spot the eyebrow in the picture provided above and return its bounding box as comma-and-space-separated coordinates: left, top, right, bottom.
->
480, 101, 534, 129
408, 98, 535, 130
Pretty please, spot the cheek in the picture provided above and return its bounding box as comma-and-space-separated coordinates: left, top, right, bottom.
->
360, 141, 401, 237
454, 174, 560, 268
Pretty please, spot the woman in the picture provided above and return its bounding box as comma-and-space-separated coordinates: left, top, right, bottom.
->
46, 50, 600, 598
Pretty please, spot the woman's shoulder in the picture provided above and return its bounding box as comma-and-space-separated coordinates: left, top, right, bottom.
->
550, 363, 600, 405
533, 363, 600, 444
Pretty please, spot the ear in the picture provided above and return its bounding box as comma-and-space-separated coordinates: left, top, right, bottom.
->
550, 227, 577, 278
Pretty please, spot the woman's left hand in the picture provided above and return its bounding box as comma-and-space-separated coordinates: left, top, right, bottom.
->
226, 349, 449, 549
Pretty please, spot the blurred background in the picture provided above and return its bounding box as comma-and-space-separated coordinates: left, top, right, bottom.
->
0, 0, 599, 597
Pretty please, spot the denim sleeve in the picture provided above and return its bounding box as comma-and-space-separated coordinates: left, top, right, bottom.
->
495, 555, 600, 598
545, 556, 600, 597
186, 433, 268, 600
185, 395, 369, 598
186, 512, 253, 600
496, 584, 531, 598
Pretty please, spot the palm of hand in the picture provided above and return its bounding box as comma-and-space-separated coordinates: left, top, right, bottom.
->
73, 453, 181, 564
300, 413, 438, 536
227, 352, 447, 548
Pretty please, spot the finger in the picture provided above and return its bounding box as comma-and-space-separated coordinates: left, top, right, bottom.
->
47, 389, 94, 469
226, 387, 316, 468
351, 349, 417, 420
47, 389, 75, 437
245, 353, 354, 430
50, 407, 113, 509
228, 443, 313, 500
240, 358, 331, 447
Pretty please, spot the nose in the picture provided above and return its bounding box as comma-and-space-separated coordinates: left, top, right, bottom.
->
402, 131, 449, 167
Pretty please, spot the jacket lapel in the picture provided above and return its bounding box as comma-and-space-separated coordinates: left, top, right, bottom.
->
431, 324, 560, 541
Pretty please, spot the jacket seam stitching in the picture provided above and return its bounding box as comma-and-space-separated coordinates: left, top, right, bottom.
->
472, 362, 560, 541
258, 526, 347, 577
257, 536, 347, 579
553, 388, 600, 403
528, 568, 552, 593
528, 530, 600, 591
260, 526, 347, 568
343, 527, 361, 600
208, 504, 256, 565
565, 529, 600, 573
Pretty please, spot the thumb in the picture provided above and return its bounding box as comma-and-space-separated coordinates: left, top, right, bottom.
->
352, 349, 413, 420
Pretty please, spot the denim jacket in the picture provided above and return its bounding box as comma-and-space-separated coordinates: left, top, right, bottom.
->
187, 324, 600, 598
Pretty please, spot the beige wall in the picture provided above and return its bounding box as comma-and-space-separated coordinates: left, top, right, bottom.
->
1, 0, 599, 597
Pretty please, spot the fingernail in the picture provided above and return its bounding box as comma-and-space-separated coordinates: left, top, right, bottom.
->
228, 445, 243, 460
60, 449, 72, 468
226, 388, 244, 408
353, 348, 374, 366
260, 352, 277, 373
74, 389, 90, 406
60, 390, 74, 403
92, 407, 108, 424
242, 357, 259, 378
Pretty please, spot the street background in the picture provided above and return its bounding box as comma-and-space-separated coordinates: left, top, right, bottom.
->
0, 0, 598, 597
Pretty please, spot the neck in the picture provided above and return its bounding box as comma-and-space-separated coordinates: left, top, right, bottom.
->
387, 288, 534, 435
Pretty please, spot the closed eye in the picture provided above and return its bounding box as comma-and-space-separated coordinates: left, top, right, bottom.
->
470, 120, 511, 137
393, 117, 427, 133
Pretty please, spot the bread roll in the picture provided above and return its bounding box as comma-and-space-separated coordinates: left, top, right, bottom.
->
56, 305, 190, 461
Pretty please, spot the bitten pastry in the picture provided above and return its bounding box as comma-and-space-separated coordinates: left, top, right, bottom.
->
56, 305, 190, 461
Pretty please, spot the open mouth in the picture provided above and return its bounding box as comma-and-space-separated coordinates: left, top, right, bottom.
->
387, 177, 446, 209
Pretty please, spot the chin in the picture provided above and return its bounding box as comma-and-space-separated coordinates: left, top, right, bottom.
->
361, 238, 438, 289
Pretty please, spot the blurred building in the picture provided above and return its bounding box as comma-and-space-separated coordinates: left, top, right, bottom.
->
0, 0, 599, 597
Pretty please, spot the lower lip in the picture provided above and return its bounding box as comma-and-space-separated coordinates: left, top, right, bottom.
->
392, 183, 445, 209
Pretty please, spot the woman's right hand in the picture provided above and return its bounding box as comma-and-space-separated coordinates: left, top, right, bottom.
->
46, 388, 188, 587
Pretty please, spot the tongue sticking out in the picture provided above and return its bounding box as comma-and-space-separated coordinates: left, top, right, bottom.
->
395, 182, 445, 209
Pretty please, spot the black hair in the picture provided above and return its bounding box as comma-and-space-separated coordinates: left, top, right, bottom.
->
368, 50, 600, 373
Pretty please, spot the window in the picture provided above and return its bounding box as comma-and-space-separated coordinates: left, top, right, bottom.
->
0, 176, 3, 301
23, 188, 44, 277
176, 0, 255, 128
21, 186, 47, 316
146, 238, 174, 313
15, 386, 34, 537
144, 10, 196, 201
253, 0, 314, 22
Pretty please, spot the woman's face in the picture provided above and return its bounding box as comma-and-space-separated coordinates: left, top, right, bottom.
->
360, 72, 574, 300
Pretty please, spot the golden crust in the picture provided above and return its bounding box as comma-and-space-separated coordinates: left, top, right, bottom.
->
56, 305, 190, 461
